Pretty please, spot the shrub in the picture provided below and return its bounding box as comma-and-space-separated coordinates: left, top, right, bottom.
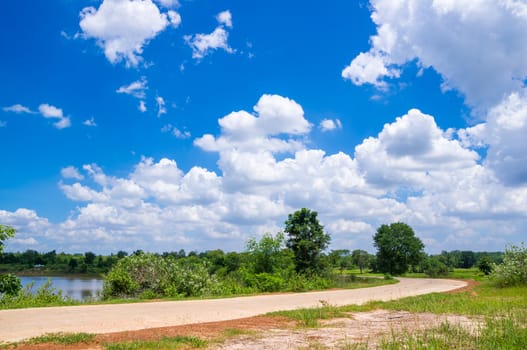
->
103, 254, 216, 299
0, 273, 22, 296
254, 273, 284, 292
424, 256, 450, 277
491, 243, 527, 287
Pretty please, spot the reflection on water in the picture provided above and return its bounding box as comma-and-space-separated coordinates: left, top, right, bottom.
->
19, 276, 104, 301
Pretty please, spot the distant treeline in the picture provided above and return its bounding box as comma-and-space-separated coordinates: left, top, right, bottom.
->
0, 248, 504, 276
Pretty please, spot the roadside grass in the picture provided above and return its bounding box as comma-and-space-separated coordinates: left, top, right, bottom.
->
26, 332, 96, 345
275, 281, 527, 348
104, 335, 207, 350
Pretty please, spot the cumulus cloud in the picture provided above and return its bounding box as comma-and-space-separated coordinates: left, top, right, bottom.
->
343, 0, 527, 110
79, 0, 180, 67
355, 109, 479, 189
138, 101, 147, 113
319, 118, 342, 132
184, 10, 235, 59
4, 94, 527, 253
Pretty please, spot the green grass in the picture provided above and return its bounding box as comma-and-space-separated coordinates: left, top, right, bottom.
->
276, 281, 527, 349
105, 336, 207, 350
354, 282, 527, 316
270, 300, 346, 327
26, 332, 95, 345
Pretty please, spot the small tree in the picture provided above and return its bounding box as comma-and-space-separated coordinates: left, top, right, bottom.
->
373, 222, 425, 275
285, 208, 331, 275
477, 255, 493, 275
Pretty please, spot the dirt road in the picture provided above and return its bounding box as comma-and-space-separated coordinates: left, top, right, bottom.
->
0, 278, 466, 343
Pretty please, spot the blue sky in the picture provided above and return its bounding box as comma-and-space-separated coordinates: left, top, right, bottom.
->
1, 0, 527, 254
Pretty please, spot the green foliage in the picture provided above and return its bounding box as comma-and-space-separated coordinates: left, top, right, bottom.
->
373, 222, 425, 275
103, 253, 216, 299
491, 243, 527, 287
0, 279, 77, 309
246, 232, 294, 276
284, 208, 331, 275
351, 249, 370, 274
423, 256, 449, 277
477, 254, 493, 275
0, 273, 21, 296
0, 225, 16, 254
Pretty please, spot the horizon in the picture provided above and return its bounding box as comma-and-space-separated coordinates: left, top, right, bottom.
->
1, 0, 527, 255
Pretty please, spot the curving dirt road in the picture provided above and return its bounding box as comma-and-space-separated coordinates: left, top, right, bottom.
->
0, 278, 466, 343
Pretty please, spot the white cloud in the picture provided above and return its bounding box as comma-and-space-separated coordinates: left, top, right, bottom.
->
38, 104, 71, 129
156, 96, 167, 116
83, 117, 97, 127
354, 109, 479, 189
343, 0, 527, 110
184, 11, 235, 59
195, 94, 311, 154
185, 27, 234, 59
319, 118, 342, 132
2, 104, 34, 114
217, 10, 233, 28
61, 166, 84, 180
116, 78, 148, 99
138, 101, 147, 113
4, 95, 527, 254
79, 0, 176, 67
167, 10, 182, 27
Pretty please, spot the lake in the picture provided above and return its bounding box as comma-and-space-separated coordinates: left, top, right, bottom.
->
19, 276, 104, 301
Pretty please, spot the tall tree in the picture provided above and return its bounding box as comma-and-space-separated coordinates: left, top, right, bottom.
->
373, 222, 425, 275
284, 208, 331, 274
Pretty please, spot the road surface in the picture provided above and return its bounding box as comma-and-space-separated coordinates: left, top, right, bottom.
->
0, 278, 466, 342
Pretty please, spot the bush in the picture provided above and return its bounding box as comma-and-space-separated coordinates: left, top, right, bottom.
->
0, 273, 22, 296
491, 243, 527, 287
254, 273, 284, 292
103, 254, 216, 299
424, 256, 450, 277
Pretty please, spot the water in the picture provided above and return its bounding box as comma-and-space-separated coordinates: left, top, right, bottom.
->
19, 276, 104, 301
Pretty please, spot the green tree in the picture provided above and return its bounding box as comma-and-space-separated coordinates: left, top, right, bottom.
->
373, 222, 425, 275
284, 208, 331, 275
246, 232, 294, 275
477, 255, 493, 275
351, 249, 370, 274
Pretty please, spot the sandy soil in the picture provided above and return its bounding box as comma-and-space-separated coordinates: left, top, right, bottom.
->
0, 277, 467, 344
